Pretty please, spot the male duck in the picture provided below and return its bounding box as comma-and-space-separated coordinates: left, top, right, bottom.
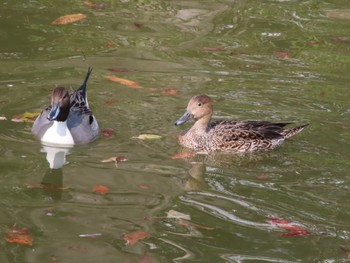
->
175, 94, 308, 153
32, 67, 99, 146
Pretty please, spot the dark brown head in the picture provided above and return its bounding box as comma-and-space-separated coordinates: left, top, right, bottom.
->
175, 94, 213, 126
47, 87, 70, 122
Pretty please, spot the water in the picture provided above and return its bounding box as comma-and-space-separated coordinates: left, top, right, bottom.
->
1, 0, 350, 262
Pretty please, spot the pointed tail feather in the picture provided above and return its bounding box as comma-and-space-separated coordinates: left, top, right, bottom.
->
77, 67, 93, 95
282, 124, 309, 139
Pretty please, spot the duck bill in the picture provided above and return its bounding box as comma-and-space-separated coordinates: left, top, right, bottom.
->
47, 104, 60, 121
175, 111, 193, 126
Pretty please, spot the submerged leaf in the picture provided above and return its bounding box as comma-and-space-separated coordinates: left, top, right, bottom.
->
52, 14, 87, 25
132, 134, 162, 140
171, 152, 196, 160
92, 185, 110, 195
104, 75, 142, 88
102, 128, 114, 137
167, 210, 191, 220
268, 217, 311, 236
5, 227, 33, 246
122, 231, 149, 245
11, 112, 39, 123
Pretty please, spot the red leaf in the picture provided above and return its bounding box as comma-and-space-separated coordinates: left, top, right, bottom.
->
268, 217, 311, 236
5, 227, 33, 246
171, 152, 195, 159
267, 217, 290, 224
134, 22, 143, 29
102, 128, 114, 137
92, 185, 110, 195
122, 231, 149, 245
273, 51, 292, 59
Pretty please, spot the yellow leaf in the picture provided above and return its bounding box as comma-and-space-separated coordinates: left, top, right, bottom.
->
52, 14, 87, 25
132, 134, 162, 140
104, 75, 142, 88
11, 112, 39, 123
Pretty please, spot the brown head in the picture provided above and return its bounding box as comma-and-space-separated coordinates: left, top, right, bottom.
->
47, 87, 71, 122
175, 94, 213, 126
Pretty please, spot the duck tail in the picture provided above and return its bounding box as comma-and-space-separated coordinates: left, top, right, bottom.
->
77, 67, 93, 95
282, 124, 309, 139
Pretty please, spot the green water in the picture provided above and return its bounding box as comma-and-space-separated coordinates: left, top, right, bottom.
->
1, 0, 350, 262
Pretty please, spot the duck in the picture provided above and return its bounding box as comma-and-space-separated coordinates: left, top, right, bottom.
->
32, 67, 99, 146
174, 94, 308, 153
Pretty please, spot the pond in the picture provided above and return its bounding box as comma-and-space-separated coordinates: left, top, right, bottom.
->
1, 0, 350, 262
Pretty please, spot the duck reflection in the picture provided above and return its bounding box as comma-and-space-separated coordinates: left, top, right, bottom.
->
41, 145, 71, 169
184, 162, 207, 192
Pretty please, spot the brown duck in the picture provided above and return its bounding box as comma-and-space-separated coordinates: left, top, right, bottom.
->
174, 94, 308, 153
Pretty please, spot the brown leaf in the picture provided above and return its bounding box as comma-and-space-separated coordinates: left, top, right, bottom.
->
306, 41, 319, 45
5, 227, 33, 246
92, 185, 110, 195
202, 47, 226, 51
52, 14, 87, 25
83, 1, 105, 9
273, 51, 292, 59
161, 88, 178, 95
332, 36, 350, 43
134, 22, 143, 29
104, 75, 142, 88
122, 231, 149, 245
107, 68, 135, 72
256, 174, 270, 179
138, 184, 151, 189
171, 152, 196, 160
104, 99, 118, 105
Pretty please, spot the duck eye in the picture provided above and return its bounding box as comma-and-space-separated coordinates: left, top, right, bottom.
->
198, 103, 202, 106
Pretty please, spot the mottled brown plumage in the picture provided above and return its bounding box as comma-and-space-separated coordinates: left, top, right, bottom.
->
174, 94, 308, 153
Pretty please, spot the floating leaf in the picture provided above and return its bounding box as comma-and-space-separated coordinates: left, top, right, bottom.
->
83, 1, 105, 9
0, 116, 7, 120
268, 217, 311, 236
161, 88, 178, 95
5, 227, 33, 246
92, 185, 110, 195
101, 155, 127, 164
104, 75, 142, 88
138, 183, 151, 189
171, 151, 196, 160
132, 134, 162, 140
202, 47, 226, 51
176, 219, 215, 230
134, 22, 143, 28
122, 231, 149, 245
166, 210, 191, 220
324, 9, 350, 20
11, 112, 39, 123
52, 14, 87, 25
256, 174, 270, 179
332, 36, 350, 43
306, 41, 319, 45
102, 128, 114, 137
273, 51, 292, 59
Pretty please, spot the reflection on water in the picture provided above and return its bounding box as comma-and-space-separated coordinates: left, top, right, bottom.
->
41, 145, 70, 169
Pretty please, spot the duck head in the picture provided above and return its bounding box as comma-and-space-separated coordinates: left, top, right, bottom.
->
47, 87, 70, 122
175, 94, 213, 126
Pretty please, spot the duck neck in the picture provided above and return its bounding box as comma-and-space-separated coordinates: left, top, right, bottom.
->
190, 114, 211, 135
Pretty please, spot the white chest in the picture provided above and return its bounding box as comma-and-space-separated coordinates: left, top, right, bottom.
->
41, 121, 75, 146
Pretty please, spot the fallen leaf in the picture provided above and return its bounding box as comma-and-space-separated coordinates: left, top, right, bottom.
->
332, 36, 350, 43
324, 9, 350, 20
101, 155, 128, 165
104, 75, 142, 88
166, 210, 191, 220
161, 88, 178, 95
256, 174, 270, 179
5, 227, 33, 246
268, 217, 311, 236
104, 99, 118, 105
273, 51, 292, 59
102, 128, 114, 137
107, 68, 135, 72
134, 22, 143, 28
122, 231, 149, 245
176, 219, 215, 230
0, 116, 7, 120
83, 1, 105, 9
106, 41, 114, 48
138, 184, 151, 189
202, 47, 226, 51
171, 152, 196, 160
52, 14, 87, 25
11, 112, 39, 123
132, 134, 162, 140
306, 41, 319, 45
92, 185, 110, 195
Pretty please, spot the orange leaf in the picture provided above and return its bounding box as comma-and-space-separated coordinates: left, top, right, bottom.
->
122, 231, 149, 245
161, 88, 178, 95
83, 1, 105, 9
104, 75, 142, 88
5, 227, 33, 246
52, 14, 87, 25
171, 152, 196, 160
256, 174, 270, 179
92, 185, 110, 195
11, 112, 39, 123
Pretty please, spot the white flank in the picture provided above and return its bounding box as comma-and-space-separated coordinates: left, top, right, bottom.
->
41, 121, 75, 147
